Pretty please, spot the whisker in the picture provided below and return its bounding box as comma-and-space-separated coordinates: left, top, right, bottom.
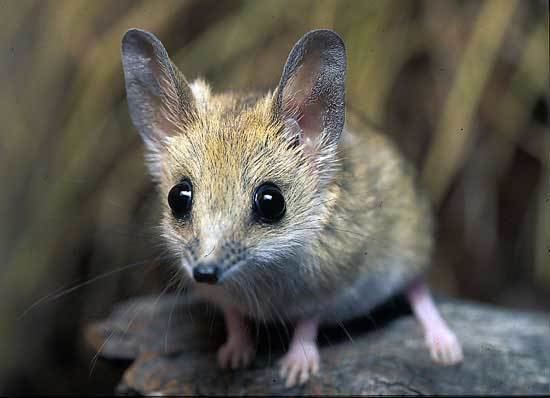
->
164, 270, 185, 354
207, 301, 216, 342
336, 320, 354, 344
262, 284, 291, 347
18, 254, 171, 320
88, 301, 139, 378
248, 278, 262, 344
89, 280, 174, 377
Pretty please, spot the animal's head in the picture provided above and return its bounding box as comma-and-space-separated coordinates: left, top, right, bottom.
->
121, 29, 346, 287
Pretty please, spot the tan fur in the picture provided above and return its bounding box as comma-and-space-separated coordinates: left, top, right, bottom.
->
155, 78, 433, 323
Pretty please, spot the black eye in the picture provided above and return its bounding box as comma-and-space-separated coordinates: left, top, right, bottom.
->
168, 180, 193, 217
253, 183, 286, 222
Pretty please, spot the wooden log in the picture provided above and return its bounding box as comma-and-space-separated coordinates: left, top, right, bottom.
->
85, 294, 550, 395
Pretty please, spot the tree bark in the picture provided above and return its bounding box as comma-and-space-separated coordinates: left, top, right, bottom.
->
85, 294, 550, 395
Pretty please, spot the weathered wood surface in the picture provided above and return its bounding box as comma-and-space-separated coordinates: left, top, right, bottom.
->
85, 294, 550, 395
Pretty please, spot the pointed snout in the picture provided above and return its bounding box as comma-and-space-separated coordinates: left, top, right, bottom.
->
193, 263, 221, 284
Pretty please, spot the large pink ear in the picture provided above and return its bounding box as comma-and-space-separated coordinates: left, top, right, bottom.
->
121, 29, 196, 180
273, 29, 346, 150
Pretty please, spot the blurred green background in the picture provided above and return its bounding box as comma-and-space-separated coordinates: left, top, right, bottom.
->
0, 0, 548, 394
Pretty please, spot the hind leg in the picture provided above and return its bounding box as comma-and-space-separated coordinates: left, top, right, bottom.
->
406, 280, 463, 365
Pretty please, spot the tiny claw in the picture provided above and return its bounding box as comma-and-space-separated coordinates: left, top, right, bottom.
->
425, 328, 463, 365
217, 336, 256, 370
406, 281, 464, 366
278, 341, 320, 388
217, 308, 256, 370
286, 364, 299, 388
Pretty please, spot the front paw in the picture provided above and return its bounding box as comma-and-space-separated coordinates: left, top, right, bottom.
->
217, 336, 256, 369
278, 341, 320, 388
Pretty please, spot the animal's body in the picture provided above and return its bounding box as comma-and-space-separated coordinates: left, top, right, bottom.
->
190, 116, 431, 325
121, 28, 463, 388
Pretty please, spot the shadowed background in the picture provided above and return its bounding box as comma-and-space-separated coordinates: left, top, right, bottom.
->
0, 0, 548, 394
